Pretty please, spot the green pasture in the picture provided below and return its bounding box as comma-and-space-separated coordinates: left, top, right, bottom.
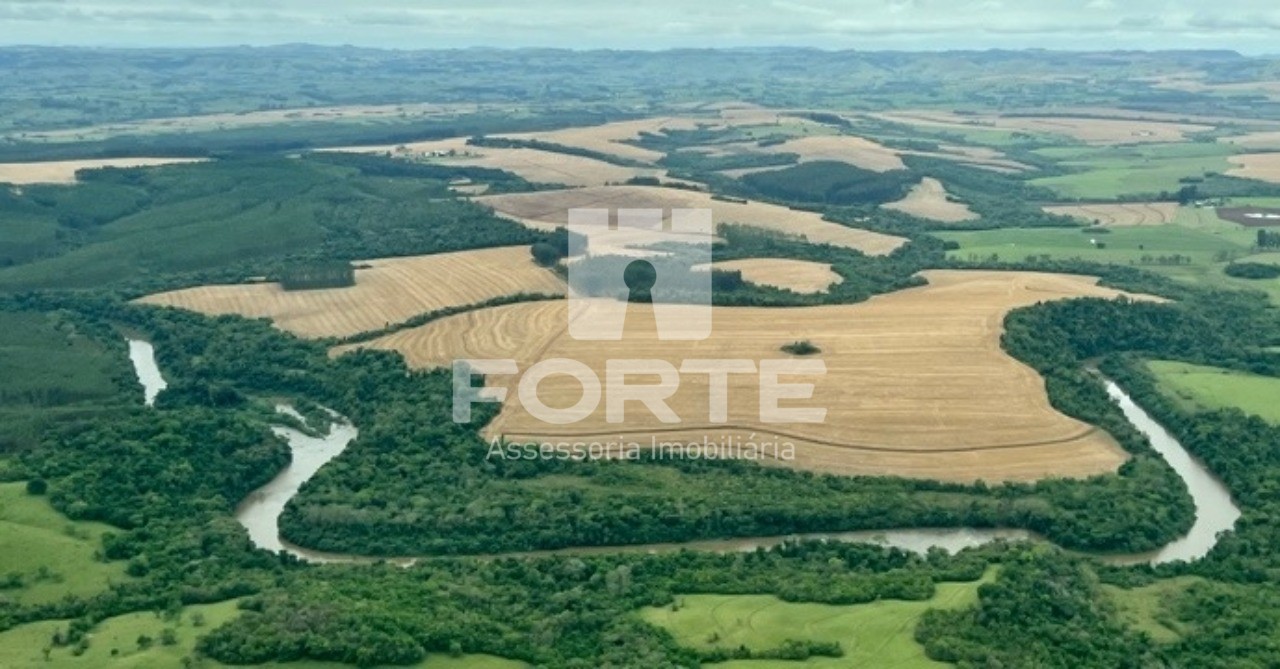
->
639, 572, 992, 668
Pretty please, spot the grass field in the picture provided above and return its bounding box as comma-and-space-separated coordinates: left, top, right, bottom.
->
0, 599, 241, 669
938, 212, 1280, 302
937, 220, 1253, 267
639, 571, 993, 668
0, 158, 207, 185
1102, 576, 1202, 643
0, 593, 526, 669
1147, 360, 1280, 423
136, 247, 565, 339
1029, 143, 1234, 199
344, 270, 1152, 482
882, 177, 977, 222
0, 482, 130, 606
697, 258, 842, 293
477, 185, 908, 256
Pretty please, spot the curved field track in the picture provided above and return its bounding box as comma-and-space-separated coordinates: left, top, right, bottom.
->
696, 258, 842, 294
882, 177, 978, 222
1042, 202, 1178, 226
331, 300, 566, 364
1228, 153, 1280, 184
349, 270, 1161, 482
477, 185, 907, 256
0, 158, 207, 185
136, 246, 565, 339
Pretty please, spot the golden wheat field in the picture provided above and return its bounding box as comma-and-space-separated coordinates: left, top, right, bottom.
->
1227, 153, 1280, 184
882, 177, 978, 222
342, 270, 1158, 482
1042, 202, 1178, 226
476, 185, 908, 256
696, 258, 842, 293
872, 110, 1212, 144
0, 157, 208, 185
136, 246, 565, 339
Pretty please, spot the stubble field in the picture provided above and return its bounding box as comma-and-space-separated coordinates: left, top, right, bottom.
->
324, 136, 669, 187
340, 270, 1152, 482
0, 157, 207, 184
476, 185, 908, 256
883, 177, 978, 222
1227, 153, 1280, 184
136, 246, 564, 339
697, 258, 843, 293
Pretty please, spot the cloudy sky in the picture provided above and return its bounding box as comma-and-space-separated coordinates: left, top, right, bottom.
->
0, 0, 1278, 52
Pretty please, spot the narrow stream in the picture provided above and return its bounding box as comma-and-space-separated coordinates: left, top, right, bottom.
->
125, 338, 1240, 566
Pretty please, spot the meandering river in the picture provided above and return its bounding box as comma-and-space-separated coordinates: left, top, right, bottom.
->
126, 338, 1239, 566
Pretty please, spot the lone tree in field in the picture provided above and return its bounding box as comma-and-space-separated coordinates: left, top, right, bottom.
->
782, 340, 821, 355
531, 242, 561, 267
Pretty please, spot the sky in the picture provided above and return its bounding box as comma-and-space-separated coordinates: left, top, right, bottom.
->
0, 0, 1278, 52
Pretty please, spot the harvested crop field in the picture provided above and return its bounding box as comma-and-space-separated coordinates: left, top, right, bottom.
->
1227, 153, 1280, 184
135, 246, 564, 339
344, 270, 1156, 482
476, 185, 907, 256
874, 110, 1212, 144
716, 134, 1027, 174
758, 135, 906, 172
324, 137, 668, 187
1215, 206, 1280, 227
882, 177, 978, 222
1220, 131, 1280, 151
695, 258, 842, 293
0, 157, 207, 184
330, 299, 566, 363
496, 117, 705, 164
1042, 202, 1178, 226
